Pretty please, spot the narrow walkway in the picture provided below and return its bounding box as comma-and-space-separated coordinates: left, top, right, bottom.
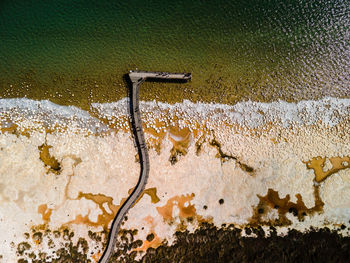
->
99, 71, 191, 263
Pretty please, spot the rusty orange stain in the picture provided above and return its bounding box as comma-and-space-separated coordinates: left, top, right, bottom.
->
304, 156, 350, 182
135, 216, 163, 252
65, 188, 160, 231
92, 251, 102, 262
129, 187, 160, 207
65, 192, 122, 231
156, 193, 196, 221
168, 126, 192, 157
37, 204, 52, 223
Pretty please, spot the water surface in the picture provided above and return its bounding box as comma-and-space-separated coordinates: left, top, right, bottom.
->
0, 0, 349, 109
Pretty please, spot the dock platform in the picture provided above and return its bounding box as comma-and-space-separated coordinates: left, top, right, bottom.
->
129, 70, 192, 83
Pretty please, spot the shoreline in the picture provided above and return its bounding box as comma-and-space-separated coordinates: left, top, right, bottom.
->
1, 69, 350, 111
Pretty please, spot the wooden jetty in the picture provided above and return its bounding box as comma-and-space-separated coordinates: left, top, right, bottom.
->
99, 71, 191, 263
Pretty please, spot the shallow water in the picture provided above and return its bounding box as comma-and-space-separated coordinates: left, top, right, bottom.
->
1, 0, 349, 108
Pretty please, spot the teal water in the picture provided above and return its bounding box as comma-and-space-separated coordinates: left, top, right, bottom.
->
0, 0, 349, 108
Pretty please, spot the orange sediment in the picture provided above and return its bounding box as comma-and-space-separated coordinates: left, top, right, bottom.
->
135, 216, 163, 252
156, 193, 196, 221
64, 188, 160, 231
38, 143, 61, 172
304, 156, 350, 182
92, 251, 102, 263
251, 185, 324, 226
37, 204, 52, 223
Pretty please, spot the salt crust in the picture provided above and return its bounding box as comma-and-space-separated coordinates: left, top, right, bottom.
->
92, 96, 350, 128
0, 97, 349, 262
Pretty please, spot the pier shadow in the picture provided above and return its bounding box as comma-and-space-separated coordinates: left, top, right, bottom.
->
144, 77, 189, 84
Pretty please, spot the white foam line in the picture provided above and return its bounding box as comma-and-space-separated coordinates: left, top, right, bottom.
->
92, 97, 350, 128
0, 98, 109, 133
1, 97, 349, 130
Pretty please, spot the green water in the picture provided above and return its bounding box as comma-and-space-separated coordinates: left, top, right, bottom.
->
0, 0, 349, 109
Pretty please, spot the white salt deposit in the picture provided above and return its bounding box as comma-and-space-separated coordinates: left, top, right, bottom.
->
0, 97, 349, 262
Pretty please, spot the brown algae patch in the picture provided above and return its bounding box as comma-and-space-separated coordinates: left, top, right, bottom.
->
137, 223, 350, 263
38, 143, 61, 173
251, 186, 324, 226
17, 227, 92, 262
0, 121, 30, 138
16, 242, 31, 256
304, 156, 350, 182
209, 139, 254, 174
